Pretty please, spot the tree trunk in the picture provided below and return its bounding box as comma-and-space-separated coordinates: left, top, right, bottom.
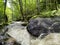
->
54, 0, 58, 10
19, 0, 24, 21
4, 0, 8, 24
36, 0, 40, 15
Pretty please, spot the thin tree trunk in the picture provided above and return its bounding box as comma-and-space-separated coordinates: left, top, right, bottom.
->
4, 0, 8, 23
19, 0, 24, 21
46, 0, 49, 10
36, 0, 40, 15
55, 0, 58, 10
25, 0, 26, 15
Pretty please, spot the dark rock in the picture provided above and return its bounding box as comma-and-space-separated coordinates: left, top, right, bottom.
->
51, 22, 60, 33
27, 18, 54, 37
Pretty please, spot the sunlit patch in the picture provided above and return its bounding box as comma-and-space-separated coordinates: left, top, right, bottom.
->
7, 2, 11, 8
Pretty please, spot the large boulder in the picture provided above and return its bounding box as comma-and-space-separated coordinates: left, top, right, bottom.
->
6, 21, 30, 45
27, 18, 54, 37
27, 17, 60, 37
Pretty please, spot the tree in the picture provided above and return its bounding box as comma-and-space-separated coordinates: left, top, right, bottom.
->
36, 0, 40, 15
19, 0, 24, 21
4, 0, 8, 23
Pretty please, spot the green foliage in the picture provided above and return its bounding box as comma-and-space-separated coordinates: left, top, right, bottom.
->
0, 1, 5, 25
6, 7, 12, 23
0, 0, 60, 25
0, 0, 3, 2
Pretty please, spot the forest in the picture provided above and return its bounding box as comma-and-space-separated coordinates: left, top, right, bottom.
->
0, 0, 60, 26
0, 0, 60, 45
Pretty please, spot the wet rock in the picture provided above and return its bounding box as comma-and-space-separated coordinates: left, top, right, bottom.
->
27, 17, 60, 38
51, 22, 60, 33
38, 33, 60, 45
27, 18, 54, 37
30, 33, 60, 45
6, 21, 30, 45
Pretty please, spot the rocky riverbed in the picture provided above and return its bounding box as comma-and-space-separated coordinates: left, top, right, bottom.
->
0, 17, 60, 45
